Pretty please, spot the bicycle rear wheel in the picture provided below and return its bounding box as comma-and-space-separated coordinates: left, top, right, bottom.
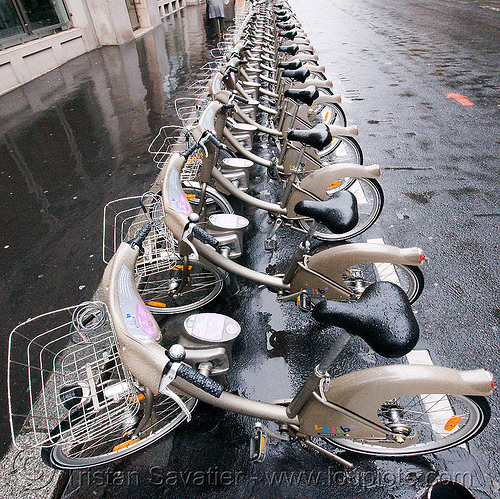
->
43, 394, 197, 469
342, 263, 424, 304
318, 135, 363, 165
139, 259, 225, 314
328, 395, 490, 456
297, 178, 384, 241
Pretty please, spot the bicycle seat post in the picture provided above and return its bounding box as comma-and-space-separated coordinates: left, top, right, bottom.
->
286, 331, 351, 419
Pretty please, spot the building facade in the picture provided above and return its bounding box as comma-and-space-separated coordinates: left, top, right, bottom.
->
0, 0, 202, 95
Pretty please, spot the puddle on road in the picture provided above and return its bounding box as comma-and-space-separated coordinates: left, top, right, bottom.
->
0, 3, 221, 457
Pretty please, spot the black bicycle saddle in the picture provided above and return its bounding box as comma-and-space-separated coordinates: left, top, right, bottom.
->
278, 59, 302, 70
287, 123, 331, 150
294, 190, 359, 234
276, 14, 291, 23
281, 67, 311, 83
279, 29, 298, 40
277, 22, 295, 30
284, 85, 319, 105
278, 44, 299, 55
312, 281, 419, 358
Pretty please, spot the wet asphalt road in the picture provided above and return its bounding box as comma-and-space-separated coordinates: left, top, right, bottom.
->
1, 0, 499, 498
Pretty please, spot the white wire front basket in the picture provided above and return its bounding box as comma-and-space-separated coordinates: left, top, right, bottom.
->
8, 302, 140, 451
174, 97, 210, 129
148, 125, 190, 168
149, 124, 203, 182
103, 193, 178, 277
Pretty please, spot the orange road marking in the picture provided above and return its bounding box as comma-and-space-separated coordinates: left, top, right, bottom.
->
446, 93, 474, 106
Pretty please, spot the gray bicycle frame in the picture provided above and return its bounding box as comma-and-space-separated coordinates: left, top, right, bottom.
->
102, 240, 493, 466
191, 100, 376, 220
161, 152, 422, 301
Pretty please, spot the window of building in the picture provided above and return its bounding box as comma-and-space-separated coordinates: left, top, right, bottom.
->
0, 0, 71, 49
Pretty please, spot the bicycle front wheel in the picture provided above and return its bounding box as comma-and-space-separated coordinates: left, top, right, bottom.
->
43, 395, 197, 469
138, 259, 225, 314
297, 178, 384, 241
183, 182, 234, 219
329, 395, 490, 457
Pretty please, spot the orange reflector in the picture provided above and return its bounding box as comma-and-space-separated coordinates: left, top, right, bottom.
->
147, 301, 167, 308
324, 112, 329, 122
444, 416, 461, 431
261, 436, 265, 452
327, 181, 342, 189
113, 438, 140, 452
129, 393, 145, 402
171, 265, 193, 271
186, 194, 196, 199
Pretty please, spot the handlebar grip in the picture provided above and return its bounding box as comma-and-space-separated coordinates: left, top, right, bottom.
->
221, 103, 235, 113
128, 223, 151, 247
207, 133, 224, 149
181, 142, 199, 159
223, 66, 238, 79
176, 363, 224, 398
233, 94, 249, 105
193, 225, 220, 249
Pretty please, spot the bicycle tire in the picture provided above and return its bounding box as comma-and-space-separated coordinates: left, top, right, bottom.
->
139, 259, 225, 315
183, 182, 234, 219
327, 395, 490, 456
297, 178, 384, 241
318, 135, 363, 165
310, 102, 347, 128
42, 394, 197, 469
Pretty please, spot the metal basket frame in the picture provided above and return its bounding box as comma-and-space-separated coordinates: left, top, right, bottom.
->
174, 97, 211, 129
8, 302, 140, 451
148, 125, 191, 168
102, 193, 178, 277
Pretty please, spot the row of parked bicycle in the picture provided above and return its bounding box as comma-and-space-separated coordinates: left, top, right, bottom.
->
8, 0, 492, 472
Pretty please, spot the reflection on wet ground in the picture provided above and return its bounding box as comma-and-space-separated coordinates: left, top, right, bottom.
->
0, 3, 222, 456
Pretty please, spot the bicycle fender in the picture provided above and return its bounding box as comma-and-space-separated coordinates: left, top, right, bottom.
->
327, 124, 359, 137
313, 94, 343, 105
298, 365, 493, 441
288, 243, 423, 300
292, 79, 335, 90
286, 164, 381, 217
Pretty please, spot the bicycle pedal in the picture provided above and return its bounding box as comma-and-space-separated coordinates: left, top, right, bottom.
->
265, 238, 278, 251
249, 423, 267, 463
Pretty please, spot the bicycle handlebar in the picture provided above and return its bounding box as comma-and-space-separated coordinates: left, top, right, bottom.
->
128, 223, 151, 248
192, 225, 220, 249
181, 142, 199, 159
206, 132, 224, 149
223, 66, 238, 79
175, 363, 224, 398
232, 94, 249, 105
